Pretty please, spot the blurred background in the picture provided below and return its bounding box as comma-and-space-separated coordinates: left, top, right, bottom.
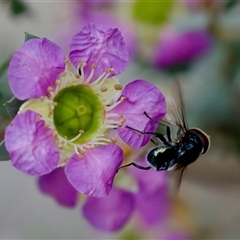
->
1, 0, 240, 239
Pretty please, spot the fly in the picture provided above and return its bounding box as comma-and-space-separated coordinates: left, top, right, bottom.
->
118, 81, 211, 188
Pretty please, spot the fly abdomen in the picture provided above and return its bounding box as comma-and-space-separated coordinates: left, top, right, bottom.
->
147, 145, 178, 171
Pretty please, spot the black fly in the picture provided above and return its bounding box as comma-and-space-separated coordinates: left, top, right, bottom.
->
118, 81, 210, 188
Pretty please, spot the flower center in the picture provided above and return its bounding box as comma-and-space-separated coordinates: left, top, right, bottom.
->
53, 85, 104, 144
18, 60, 127, 164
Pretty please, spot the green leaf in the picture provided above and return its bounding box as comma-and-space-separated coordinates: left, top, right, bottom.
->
224, 0, 239, 11
0, 58, 11, 80
133, 0, 174, 25
10, 0, 29, 16
4, 97, 25, 119
0, 140, 10, 161
24, 32, 39, 42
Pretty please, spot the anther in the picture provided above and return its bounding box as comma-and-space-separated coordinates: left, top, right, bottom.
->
53, 102, 58, 107
55, 79, 61, 86
117, 122, 123, 127
58, 143, 64, 149
52, 131, 58, 138
110, 137, 117, 143
120, 96, 126, 102
75, 74, 80, 79
120, 118, 126, 124
90, 145, 95, 149
79, 61, 86, 67
92, 63, 97, 69
47, 86, 54, 92
114, 84, 123, 90
104, 133, 109, 139
65, 59, 70, 64
100, 87, 108, 92
61, 72, 67, 77
106, 68, 114, 74
36, 116, 41, 122
44, 122, 50, 128
40, 96, 45, 102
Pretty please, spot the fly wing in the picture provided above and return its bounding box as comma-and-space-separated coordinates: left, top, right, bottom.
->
165, 80, 189, 135
169, 165, 187, 196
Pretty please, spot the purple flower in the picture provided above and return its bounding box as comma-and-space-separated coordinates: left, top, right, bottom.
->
82, 158, 170, 231
82, 186, 135, 231
129, 159, 170, 227
153, 28, 213, 69
5, 23, 166, 197
38, 167, 78, 207
55, 2, 137, 58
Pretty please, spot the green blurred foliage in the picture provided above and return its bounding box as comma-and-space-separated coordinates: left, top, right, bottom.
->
0, 140, 9, 161
133, 0, 174, 25
9, 0, 29, 16
224, 0, 239, 11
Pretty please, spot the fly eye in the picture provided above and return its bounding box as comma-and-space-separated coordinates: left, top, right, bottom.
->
189, 128, 210, 154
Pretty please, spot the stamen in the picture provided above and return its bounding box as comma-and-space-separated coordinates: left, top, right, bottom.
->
54, 80, 60, 93
92, 63, 97, 69
100, 87, 108, 92
105, 96, 126, 111
69, 130, 84, 142
36, 116, 41, 122
117, 122, 123, 127
90, 68, 113, 88
110, 137, 117, 143
47, 86, 54, 92
84, 65, 96, 84
55, 79, 61, 86
65, 59, 70, 64
105, 113, 121, 118
58, 143, 64, 149
77, 61, 86, 81
40, 96, 45, 102
106, 68, 114, 74
81, 148, 87, 155
52, 131, 58, 138
74, 146, 80, 155
114, 84, 123, 90
89, 70, 106, 86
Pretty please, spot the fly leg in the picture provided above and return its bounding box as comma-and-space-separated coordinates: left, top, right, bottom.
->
126, 125, 168, 144
117, 162, 151, 172
143, 111, 172, 143
117, 125, 167, 172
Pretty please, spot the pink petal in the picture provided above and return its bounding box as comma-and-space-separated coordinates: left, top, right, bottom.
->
111, 80, 166, 148
38, 167, 78, 207
79, 10, 137, 58
4, 110, 59, 175
64, 144, 123, 197
129, 159, 170, 227
153, 29, 213, 69
69, 23, 129, 81
8, 38, 65, 100
82, 186, 135, 232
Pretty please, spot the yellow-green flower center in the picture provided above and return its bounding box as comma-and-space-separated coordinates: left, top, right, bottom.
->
53, 85, 104, 143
